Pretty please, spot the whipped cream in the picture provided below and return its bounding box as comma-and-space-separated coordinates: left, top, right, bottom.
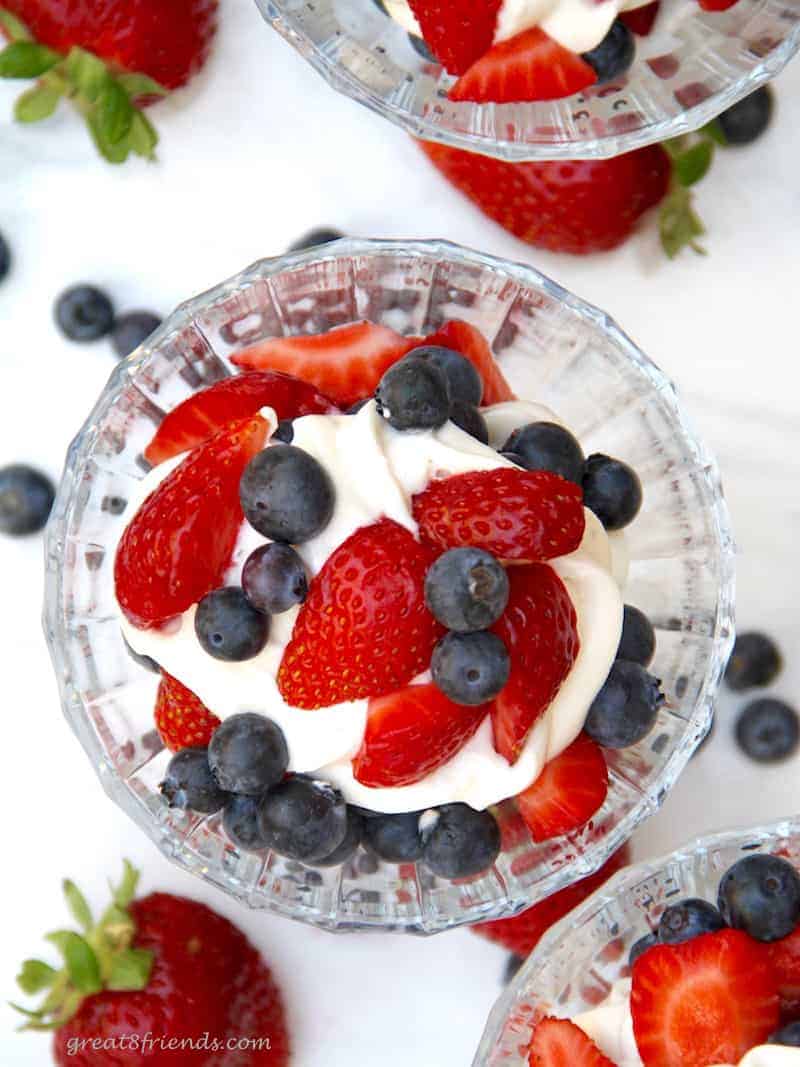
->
120, 400, 623, 814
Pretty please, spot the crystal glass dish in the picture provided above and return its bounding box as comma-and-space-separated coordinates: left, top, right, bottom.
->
44, 238, 734, 933
475, 816, 800, 1064
254, 0, 800, 161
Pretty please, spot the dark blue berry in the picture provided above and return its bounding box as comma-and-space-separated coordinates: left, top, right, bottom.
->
725, 631, 782, 691
583, 660, 664, 748
736, 699, 799, 763
407, 345, 483, 406
502, 422, 584, 485
362, 811, 424, 862
242, 543, 308, 615
287, 227, 344, 251
208, 713, 289, 794
375, 357, 451, 431
160, 748, 228, 814
409, 32, 436, 61
0, 464, 55, 536
718, 854, 800, 942
582, 453, 643, 531
315, 806, 364, 867
431, 631, 510, 705
421, 803, 501, 879
503, 954, 525, 985
0, 231, 11, 282
450, 400, 489, 444
582, 20, 635, 84
111, 310, 161, 359
223, 793, 272, 852
272, 419, 294, 444
629, 931, 658, 966
195, 587, 270, 662
425, 548, 509, 633
617, 604, 656, 667
718, 86, 774, 146
770, 1021, 800, 1046
54, 284, 115, 342
122, 633, 160, 674
240, 444, 335, 543
258, 775, 348, 863
500, 452, 526, 468
657, 899, 726, 945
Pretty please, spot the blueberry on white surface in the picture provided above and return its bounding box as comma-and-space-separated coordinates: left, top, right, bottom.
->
431, 631, 510, 705
195, 587, 270, 662
725, 631, 782, 691
420, 803, 501, 879
0, 464, 55, 536
582, 453, 643, 531
160, 748, 228, 814
718, 86, 774, 146
242, 542, 308, 615
502, 422, 584, 485
208, 713, 289, 794
375, 357, 451, 431
111, 310, 162, 359
425, 547, 509, 633
583, 660, 664, 748
240, 444, 335, 543
735, 699, 799, 763
55, 284, 115, 342
287, 227, 344, 251
718, 854, 800, 942
0, 231, 10, 282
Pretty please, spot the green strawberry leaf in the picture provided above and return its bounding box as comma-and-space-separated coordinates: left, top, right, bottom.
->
45, 931, 102, 995
62, 880, 93, 933
659, 184, 706, 259
97, 80, 135, 145
112, 860, 140, 909
129, 110, 158, 160
672, 139, 714, 188
16, 960, 58, 995
107, 948, 154, 992
0, 10, 33, 41
87, 109, 131, 164
14, 82, 62, 122
117, 72, 168, 99
64, 46, 109, 101
0, 40, 60, 78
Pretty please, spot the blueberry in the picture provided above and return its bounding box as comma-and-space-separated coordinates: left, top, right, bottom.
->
718, 854, 800, 942
502, 422, 584, 485
582, 453, 643, 531
315, 806, 364, 867
195, 587, 270, 662
581, 20, 635, 84
409, 33, 436, 61
242, 543, 308, 615
431, 631, 510, 705
111, 310, 161, 359
736, 699, 799, 763
425, 548, 509, 633
629, 931, 658, 966
0, 231, 11, 282
657, 899, 726, 945
208, 713, 289, 794
407, 345, 483, 406
500, 452, 526, 468
258, 775, 348, 863
0, 464, 55, 536
617, 604, 656, 667
725, 631, 782, 691
223, 793, 272, 852
240, 444, 335, 543
362, 811, 424, 862
583, 660, 664, 748
160, 748, 228, 814
449, 401, 489, 444
122, 633, 160, 674
54, 284, 115, 342
718, 86, 774, 146
287, 227, 344, 252
375, 357, 451, 431
770, 1021, 800, 1047
503, 954, 525, 985
421, 803, 501, 879
272, 419, 294, 444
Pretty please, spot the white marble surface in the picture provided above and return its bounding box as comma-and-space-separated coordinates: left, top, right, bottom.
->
1, 2, 799, 1063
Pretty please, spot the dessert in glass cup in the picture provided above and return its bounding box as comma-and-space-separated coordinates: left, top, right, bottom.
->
44, 239, 733, 932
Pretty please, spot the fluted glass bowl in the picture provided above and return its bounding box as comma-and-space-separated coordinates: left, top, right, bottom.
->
475, 816, 800, 1064
44, 238, 734, 933
254, 0, 800, 160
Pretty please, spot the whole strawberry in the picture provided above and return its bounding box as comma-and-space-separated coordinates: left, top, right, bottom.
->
15, 861, 290, 1065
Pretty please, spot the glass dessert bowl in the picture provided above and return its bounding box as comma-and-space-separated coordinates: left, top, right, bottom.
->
44, 238, 733, 933
254, 0, 800, 160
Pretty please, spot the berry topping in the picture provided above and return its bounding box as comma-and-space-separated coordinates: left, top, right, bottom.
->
54, 284, 115, 342
431, 630, 510, 705
115, 414, 268, 628
405, 0, 501, 74
153, 671, 221, 752
581, 20, 635, 85
223, 793, 272, 852
425, 547, 509, 633
375, 356, 452, 431
413, 468, 585, 562
159, 747, 228, 813
490, 562, 580, 763
770, 1021, 800, 1046
736, 698, 800, 763
657, 898, 727, 945
718, 855, 800, 943
258, 775, 348, 863
0, 463, 54, 536
582, 453, 643, 531
527, 1017, 616, 1066
353, 683, 489, 787
208, 713, 289, 795
273, 419, 294, 443
421, 320, 515, 406
361, 811, 425, 862
406, 344, 483, 406
516, 734, 608, 842
194, 587, 270, 662
630, 931, 659, 966
240, 443, 335, 544
450, 400, 489, 443
617, 604, 656, 667
725, 631, 783, 691
242, 542, 309, 615
631, 929, 780, 1067
0, 230, 10, 281
583, 660, 664, 749
287, 227, 344, 251
717, 86, 774, 145
421, 803, 501, 879
278, 518, 442, 709
502, 422, 584, 485
315, 806, 364, 867
111, 310, 161, 359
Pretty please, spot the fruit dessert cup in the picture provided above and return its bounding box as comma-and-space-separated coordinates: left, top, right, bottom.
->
44, 239, 733, 933
254, 0, 800, 159
476, 816, 800, 1067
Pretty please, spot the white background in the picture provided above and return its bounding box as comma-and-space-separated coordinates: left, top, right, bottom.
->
1, 1, 799, 1063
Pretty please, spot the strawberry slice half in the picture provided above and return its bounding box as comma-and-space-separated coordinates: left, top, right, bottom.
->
490, 562, 580, 763
115, 414, 268, 628
230, 322, 422, 409
412, 468, 585, 562
527, 1017, 616, 1067
353, 683, 489, 787
278, 518, 444, 709
766, 921, 800, 1016
423, 319, 515, 406
154, 671, 221, 752
450, 28, 597, 105
619, 1, 661, 35
406, 0, 502, 75
145, 371, 337, 466
516, 734, 608, 842
698, 0, 738, 11
631, 929, 780, 1067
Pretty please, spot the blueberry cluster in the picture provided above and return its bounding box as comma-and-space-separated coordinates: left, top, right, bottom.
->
723, 631, 798, 763
53, 284, 161, 358
0, 464, 55, 537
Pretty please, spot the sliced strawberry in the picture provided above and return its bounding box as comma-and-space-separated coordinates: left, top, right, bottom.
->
406, 0, 502, 75
230, 322, 422, 409
490, 563, 580, 763
698, 0, 738, 10
450, 28, 597, 105
353, 683, 489, 787
422, 319, 515, 405
516, 735, 608, 842
278, 518, 443, 709
619, 1, 661, 35
144, 371, 337, 466
631, 929, 780, 1067
115, 414, 268, 628
154, 672, 221, 752
412, 468, 585, 562
527, 1017, 615, 1067
767, 922, 800, 1016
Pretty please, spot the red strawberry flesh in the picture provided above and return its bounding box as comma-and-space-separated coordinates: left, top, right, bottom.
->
516, 734, 608, 841
406, 0, 502, 74
154, 672, 221, 752
527, 1017, 616, 1066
